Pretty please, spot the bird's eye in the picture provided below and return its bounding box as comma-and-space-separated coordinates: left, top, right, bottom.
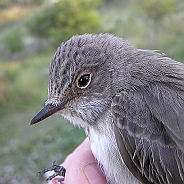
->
77, 74, 91, 88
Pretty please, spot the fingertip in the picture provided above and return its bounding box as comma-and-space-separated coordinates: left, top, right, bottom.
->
83, 162, 107, 184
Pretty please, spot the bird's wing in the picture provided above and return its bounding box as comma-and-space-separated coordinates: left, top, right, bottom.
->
143, 84, 184, 152
112, 87, 184, 184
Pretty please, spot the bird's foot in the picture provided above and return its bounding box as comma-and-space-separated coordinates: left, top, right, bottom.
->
37, 161, 66, 183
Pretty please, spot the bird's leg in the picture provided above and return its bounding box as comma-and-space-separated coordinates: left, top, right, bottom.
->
37, 161, 66, 183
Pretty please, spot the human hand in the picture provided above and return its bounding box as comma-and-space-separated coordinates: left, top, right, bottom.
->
49, 138, 107, 184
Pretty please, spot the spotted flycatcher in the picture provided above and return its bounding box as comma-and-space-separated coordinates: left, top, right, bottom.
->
31, 33, 184, 184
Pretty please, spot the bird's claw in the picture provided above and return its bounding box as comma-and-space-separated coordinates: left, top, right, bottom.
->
37, 161, 66, 183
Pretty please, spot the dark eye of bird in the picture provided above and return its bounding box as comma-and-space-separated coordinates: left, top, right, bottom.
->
78, 74, 91, 88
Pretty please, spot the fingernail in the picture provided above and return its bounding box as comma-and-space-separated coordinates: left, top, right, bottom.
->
83, 162, 106, 184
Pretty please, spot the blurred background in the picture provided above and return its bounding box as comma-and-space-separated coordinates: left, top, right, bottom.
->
0, 0, 184, 183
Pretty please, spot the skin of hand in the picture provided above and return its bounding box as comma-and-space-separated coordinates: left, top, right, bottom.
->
49, 138, 107, 184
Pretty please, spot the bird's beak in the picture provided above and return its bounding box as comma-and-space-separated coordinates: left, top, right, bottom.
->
30, 101, 67, 125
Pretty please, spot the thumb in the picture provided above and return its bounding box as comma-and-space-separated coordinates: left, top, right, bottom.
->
50, 138, 107, 184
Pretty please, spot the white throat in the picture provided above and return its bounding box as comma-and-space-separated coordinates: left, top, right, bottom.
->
62, 108, 140, 184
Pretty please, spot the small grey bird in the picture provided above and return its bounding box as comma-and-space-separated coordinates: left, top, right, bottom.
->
30, 33, 184, 184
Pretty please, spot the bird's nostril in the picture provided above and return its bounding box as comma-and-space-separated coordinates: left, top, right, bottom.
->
49, 104, 54, 108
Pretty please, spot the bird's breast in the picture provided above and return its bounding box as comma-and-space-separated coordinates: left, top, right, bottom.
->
87, 115, 140, 184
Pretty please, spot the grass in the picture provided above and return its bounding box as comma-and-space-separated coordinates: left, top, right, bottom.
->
0, 6, 34, 25
0, 5, 36, 38
0, 52, 85, 183
0, 106, 85, 184
0, 53, 48, 113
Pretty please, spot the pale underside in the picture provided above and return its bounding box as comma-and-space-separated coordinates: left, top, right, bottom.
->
60, 108, 140, 184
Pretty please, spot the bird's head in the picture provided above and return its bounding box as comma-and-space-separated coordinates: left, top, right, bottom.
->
30, 33, 135, 128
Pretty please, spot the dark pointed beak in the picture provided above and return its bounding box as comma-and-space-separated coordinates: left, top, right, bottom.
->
30, 101, 67, 125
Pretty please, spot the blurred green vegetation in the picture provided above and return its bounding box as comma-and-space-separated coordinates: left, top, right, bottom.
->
4, 28, 24, 53
0, 0, 44, 8
0, 0, 184, 183
27, 0, 101, 45
0, 51, 86, 183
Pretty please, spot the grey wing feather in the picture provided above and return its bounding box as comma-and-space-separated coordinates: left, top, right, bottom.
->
112, 89, 184, 184
144, 84, 184, 152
